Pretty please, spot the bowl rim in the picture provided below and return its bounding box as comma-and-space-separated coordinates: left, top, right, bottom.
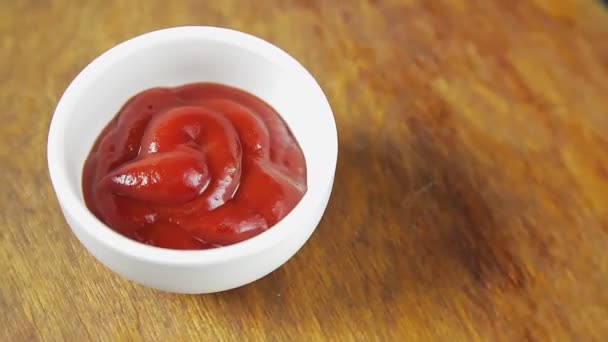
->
47, 26, 337, 266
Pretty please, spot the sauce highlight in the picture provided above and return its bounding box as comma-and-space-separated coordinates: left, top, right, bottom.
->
83, 83, 307, 249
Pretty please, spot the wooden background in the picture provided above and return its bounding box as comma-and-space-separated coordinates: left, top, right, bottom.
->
2, 0, 608, 340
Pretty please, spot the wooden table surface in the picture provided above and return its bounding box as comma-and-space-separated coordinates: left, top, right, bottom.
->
2, 0, 608, 340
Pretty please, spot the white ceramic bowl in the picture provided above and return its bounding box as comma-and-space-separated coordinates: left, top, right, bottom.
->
47, 26, 337, 294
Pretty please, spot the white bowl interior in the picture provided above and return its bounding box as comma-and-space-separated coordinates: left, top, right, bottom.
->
63, 35, 333, 198
50, 27, 337, 263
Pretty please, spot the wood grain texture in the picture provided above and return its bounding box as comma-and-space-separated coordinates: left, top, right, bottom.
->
2, 0, 608, 340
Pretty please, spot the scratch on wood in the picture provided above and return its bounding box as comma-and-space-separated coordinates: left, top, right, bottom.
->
401, 181, 436, 208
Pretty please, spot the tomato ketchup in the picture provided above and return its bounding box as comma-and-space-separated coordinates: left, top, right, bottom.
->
83, 83, 306, 250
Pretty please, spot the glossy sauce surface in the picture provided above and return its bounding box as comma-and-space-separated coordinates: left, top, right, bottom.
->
83, 83, 307, 249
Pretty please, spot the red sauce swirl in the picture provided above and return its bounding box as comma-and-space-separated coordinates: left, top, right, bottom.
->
83, 83, 307, 249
